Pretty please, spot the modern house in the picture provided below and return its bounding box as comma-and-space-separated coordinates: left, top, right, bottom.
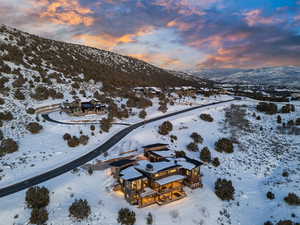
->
62, 99, 107, 116
112, 144, 202, 208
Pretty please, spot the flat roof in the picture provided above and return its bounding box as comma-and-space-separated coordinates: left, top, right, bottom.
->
155, 175, 186, 186
148, 150, 174, 158
110, 159, 136, 167
120, 166, 145, 181
143, 143, 169, 148
136, 161, 179, 174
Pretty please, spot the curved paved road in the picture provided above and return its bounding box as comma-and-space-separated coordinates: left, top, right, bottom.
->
41, 115, 131, 126
0, 99, 234, 198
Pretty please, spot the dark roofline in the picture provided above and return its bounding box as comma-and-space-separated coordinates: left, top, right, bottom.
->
143, 143, 169, 148
109, 159, 136, 167
148, 151, 170, 161
184, 156, 203, 167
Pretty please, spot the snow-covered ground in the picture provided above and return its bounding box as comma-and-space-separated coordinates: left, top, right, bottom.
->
0, 94, 231, 186
0, 98, 299, 225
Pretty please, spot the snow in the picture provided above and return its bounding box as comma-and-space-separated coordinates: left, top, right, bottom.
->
155, 175, 186, 186
120, 166, 144, 180
0, 98, 299, 225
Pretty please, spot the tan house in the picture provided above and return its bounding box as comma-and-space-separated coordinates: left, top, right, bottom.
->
62, 99, 107, 116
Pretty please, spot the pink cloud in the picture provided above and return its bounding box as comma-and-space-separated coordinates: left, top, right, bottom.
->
244, 9, 282, 26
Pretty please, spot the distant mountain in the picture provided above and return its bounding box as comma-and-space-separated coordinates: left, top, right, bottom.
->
191, 67, 300, 87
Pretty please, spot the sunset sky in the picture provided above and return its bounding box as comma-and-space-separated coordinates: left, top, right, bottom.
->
1, 0, 300, 70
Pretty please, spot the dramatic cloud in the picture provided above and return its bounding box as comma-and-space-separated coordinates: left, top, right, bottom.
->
243, 9, 283, 26
0, 0, 300, 69
37, 0, 95, 26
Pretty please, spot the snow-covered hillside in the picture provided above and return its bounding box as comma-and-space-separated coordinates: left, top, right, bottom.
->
192, 67, 300, 87
0, 98, 299, 225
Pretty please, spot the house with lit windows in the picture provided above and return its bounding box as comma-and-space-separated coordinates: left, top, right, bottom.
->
112, 144, 202, 208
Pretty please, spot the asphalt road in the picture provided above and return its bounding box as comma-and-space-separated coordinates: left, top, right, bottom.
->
0, 99, 234, 198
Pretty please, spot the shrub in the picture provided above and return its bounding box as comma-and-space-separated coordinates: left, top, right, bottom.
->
296, 118, 300, 126
200, 147, 211, 162
146, 212, 153, 225
69, 199, 91, 220
0, 111, 13, 121
175, 151, 186, 158
101, 118, 112, 132
277, 115, 282, 124
0, 97, 5, 105
256, 102, 277, 115
190, 132, 203, 144
25, 186, 50, 208
79, 135, 89, 145
282, 171, 289, 177
90, 125, 95, 131
212, 157, 220, 167
287, 120, 294, 127
267, 191, 275, 200
14, 89, 25, 100
139, 110, 147, 119
284, 193, 300, 206
0, 138, 18, 156
26, 108, 35, 115
0, 129, 3, 140
200, 113, 214, 122
276, 220, 294, 225
63, 133, 71, 141
158, 121, 173, 135
264, 221, 273, 225
187, 142, 199, 152
215, 138, 234, 153
158, 104, 168, 113
280, 104, 295, 113
26, 122, 43, 134
214, 178, 235, 201
30, 208, 48, 225
31, 86, 49, 101
117, 208, 136, 225
68, 136, 80, 147
256, 116, 261, 120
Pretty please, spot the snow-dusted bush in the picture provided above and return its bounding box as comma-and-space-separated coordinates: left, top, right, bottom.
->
0, 97, 5, 105
277, 115, 282, 124
158, 103, 168, 113
79, 135, 89, 145
101, 118, 112, 132
215, 178, 235, 201
266, 191, 275, 200
200, 113, 214, 122
296, 118, 300, 126
25, 186, 50, 209
26, 122, 43, 134
200, 147, 211, 162
0, 111, 13, 121
0, 138, 18, 156
117, 208, 136, 225
256, 102, 277, 115
69, 199, 91, 220
63, 133, 71, 141
215, 138, 234, 153
67, 136, 80, 148
26, 108, 35, 115
190, 132, 203, 144
30, 207, 48, 225
14, 89, 25, 100
276, 220, 295, 225
175, 151, 186, 158
146, 212, 153, 225
187, 142, 199, 152
284, 193, 300, 206
139, 110, 147, 119
90, 125, 95, 131
158, 121, 173, 135
0, 129, 3, 140
212, 157, 220, 167
280, 104, 295, 113
31, 86, 49, 101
